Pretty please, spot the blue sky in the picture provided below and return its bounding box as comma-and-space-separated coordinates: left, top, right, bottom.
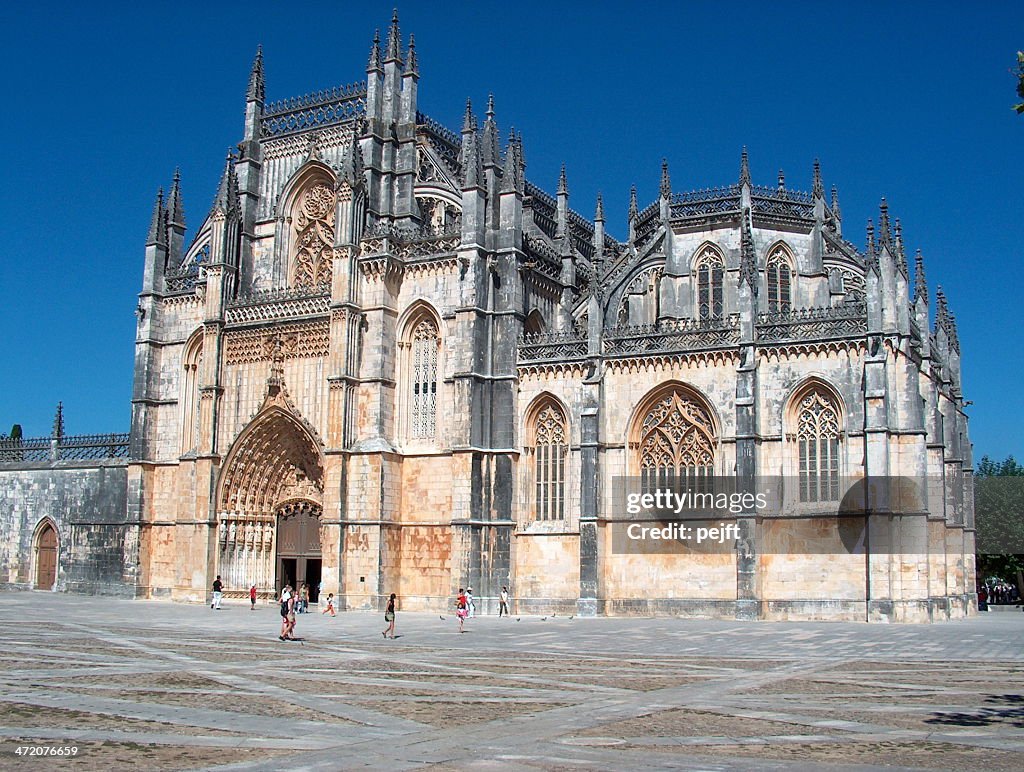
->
0, 2, 1020, 461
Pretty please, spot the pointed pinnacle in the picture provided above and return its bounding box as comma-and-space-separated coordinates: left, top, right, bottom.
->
558, 163, 568, 197
462, 98, 474, 133
247, 45, 265, 102
367, 29, 382, 71
168, 168, 185, 227
831, 185, 841, 220
866, 218, 875, 253
660, 158, 671, 199
778, 169, 785, 191
405, 33, 418, 75
487, 93, 495, 119
147, 187, 165, 245
812, 158, 824, 198
739, 146, 751, 187
385, 9, 402, 63
629, 184, 639, 220
52, 402, 64, 439
878, 198, 892, 247
914, 249, 927, 303
595, 192, 605, 222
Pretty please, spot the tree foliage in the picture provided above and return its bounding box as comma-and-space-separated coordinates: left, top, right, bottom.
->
1016, 51, 1024, 115
976, 454, 1024, 585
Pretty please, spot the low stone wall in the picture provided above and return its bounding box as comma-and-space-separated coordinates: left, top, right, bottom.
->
0, 459, 136, 596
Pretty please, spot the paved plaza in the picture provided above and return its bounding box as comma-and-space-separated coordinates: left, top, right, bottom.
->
0, 593, 1022, 771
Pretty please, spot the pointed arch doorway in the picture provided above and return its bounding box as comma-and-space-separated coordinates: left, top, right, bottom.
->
34, 521, 58, 590
275, 499, 322, 602
217, 391, 327, 600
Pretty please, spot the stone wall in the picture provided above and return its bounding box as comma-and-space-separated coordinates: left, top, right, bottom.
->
0, 460, 135, 596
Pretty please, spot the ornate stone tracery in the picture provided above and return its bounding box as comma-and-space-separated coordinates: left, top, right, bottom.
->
694, 245, 725, 321
528, 401, 568, 521
796, 387, 841, 503
633, 387, 716, 489
765, 246, 792, 313
292, 183, 336, 287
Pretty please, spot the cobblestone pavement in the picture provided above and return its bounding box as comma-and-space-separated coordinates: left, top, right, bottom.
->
0, 593, 1022, 771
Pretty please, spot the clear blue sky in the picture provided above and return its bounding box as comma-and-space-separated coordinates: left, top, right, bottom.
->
1, 2, 1020, 461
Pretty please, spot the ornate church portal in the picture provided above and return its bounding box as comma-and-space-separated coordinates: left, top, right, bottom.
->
215, 360, 327, 600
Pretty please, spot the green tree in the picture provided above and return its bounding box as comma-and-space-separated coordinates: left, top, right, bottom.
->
1015, 51, 1024, 114
975, 454, 1024, 590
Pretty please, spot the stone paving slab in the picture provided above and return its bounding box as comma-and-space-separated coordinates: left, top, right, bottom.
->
0, 592, 1022, 771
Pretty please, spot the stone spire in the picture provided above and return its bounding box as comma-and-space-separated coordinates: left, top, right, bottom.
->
777, 169, 785, 191
894, 218, 907, 276
595, 192, 605, 222
865, 219, 879, 274
384, 9, 402, 63
558, 163, 568, 197
739, 207, 758, 295
628, 184, 638, 221
167, 168, 185, 229
878, 198, 892, 249
739, 146, 751, 187
247, 45, 265, 103
212, 152, 240, 215
831, 185, 841, 221
500, 129, 523, 194
914, 249, 927, 304
482, 94, 500, 168
812, 158, 824, 199
404, 33, 418, 76
367, 29, 383, 72
462, 98, 475, 133
146, 188, 166, 246
659, 159, 671, 199
52, 402, 64, 439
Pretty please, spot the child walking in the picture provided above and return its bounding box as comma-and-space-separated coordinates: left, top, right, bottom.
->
382, 593, 397, 638
322, 593, 336, 616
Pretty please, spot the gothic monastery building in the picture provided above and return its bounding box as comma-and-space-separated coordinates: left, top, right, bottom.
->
0, 14, 975, 621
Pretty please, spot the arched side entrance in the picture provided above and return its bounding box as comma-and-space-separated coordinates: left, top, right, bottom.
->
34, 520, 58, 590
275, 499, 322, 602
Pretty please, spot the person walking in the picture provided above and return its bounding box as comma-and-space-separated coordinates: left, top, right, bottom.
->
466, 587, 476, 618
211, 575, 223, 610
249, 583, 257, 611
456, 588, 468, 633
322, 593, 336, 616
279, 585, 295, 640
499, 586, 510, 618
382, 593, 397, 638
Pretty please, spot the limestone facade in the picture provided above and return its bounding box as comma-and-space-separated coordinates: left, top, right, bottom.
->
90, 13, 974, 621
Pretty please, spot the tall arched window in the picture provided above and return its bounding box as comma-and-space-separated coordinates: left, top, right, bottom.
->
796, 388, 841, 502
766, 248, 792, 313
181, 334, 203, 453
409, 318, 439, 440
292, 181, 336, 287
694, 246, 725, 321
528, 401, 568, 520
634, 386, 716, 493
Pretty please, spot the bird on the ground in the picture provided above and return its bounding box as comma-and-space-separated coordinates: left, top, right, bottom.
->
515, 617, 521, 621
569, 615, 574, 620
439, 615, 446, 621
541, 616, 548, 621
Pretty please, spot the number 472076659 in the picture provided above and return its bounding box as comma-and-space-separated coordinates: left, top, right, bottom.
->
15, 746, 79, 756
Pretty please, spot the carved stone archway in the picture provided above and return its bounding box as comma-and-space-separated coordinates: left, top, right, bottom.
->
34, 520, 58, 590
216, 394, 325, 598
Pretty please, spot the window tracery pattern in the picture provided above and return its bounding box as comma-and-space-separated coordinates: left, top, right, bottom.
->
181, 338, 203, 453
694, 246, 724, 321
292, 183, 336, 287
797, 389, 841, 502
530, 403, 567, 520
766, 249, 792, 313
410, 318, 439, 439
635, 389, 715, 492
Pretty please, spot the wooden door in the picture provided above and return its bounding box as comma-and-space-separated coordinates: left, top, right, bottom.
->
35, 523, 57, 589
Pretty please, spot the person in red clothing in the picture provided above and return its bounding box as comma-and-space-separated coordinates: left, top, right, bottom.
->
456, 588, 468, 633
249, 583, 257, 611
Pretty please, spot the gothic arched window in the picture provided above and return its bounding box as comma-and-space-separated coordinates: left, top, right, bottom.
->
528, 401, 568, 520
766, 248, 792, 313
796, 388, 841, 502
634, 387, 716, 493
292, 182, 336, 288
181, 334, 203, 453
694, 246, 725, 321
409, 317, 439, 441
